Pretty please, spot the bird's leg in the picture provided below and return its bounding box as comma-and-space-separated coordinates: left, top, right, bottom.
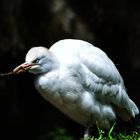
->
83, 115, 93, 140
84, 127, 90, 140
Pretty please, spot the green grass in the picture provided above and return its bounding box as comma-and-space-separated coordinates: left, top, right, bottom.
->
83, 123, 140, 140
43, 123, 140, 140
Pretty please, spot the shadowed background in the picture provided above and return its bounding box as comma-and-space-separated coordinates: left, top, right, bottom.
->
0, 0, 140, 139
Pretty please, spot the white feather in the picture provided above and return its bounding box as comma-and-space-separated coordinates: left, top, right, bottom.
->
24, 39, 139, 129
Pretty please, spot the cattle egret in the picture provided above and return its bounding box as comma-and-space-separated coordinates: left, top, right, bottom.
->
13, 39, 139, 138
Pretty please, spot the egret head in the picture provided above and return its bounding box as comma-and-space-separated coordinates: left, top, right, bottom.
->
13, 47, 58, 74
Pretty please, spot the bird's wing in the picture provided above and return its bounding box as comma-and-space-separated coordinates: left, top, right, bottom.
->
77, 46, 139, 118
50, 39, 123, 84
78, 45, 123, 85
50, 39, 138, 118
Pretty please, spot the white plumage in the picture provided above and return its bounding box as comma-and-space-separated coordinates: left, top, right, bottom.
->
13, 39, 139, 130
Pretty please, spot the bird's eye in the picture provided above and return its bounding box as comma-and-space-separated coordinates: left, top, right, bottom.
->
32, 58, 40, 63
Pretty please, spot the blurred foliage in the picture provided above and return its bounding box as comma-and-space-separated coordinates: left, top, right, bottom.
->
40, 127, 75, 140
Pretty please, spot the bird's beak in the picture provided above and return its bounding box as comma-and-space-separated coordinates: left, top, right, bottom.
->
13, 62, 35, 74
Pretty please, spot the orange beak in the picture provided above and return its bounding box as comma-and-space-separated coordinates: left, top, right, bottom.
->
13, 62, 35, 74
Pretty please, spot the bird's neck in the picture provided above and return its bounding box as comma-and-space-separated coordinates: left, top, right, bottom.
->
35, 68, 60, 96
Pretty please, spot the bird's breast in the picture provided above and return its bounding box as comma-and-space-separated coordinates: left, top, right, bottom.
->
34, 72, 94, 126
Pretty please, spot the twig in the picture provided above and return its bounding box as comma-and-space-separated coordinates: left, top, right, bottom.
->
0, 72, 14, 76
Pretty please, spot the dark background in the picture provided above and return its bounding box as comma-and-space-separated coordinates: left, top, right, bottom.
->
0, 0, 140, 139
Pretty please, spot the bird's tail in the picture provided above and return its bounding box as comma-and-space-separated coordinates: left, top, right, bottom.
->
113, 88, 139, 121
120, 89, 139, 120
128, 99, 139, 117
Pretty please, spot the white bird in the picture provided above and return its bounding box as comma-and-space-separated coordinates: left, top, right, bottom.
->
13, 39, 139, 137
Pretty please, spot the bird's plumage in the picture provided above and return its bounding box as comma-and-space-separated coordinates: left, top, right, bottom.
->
15, 39, 139, 129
